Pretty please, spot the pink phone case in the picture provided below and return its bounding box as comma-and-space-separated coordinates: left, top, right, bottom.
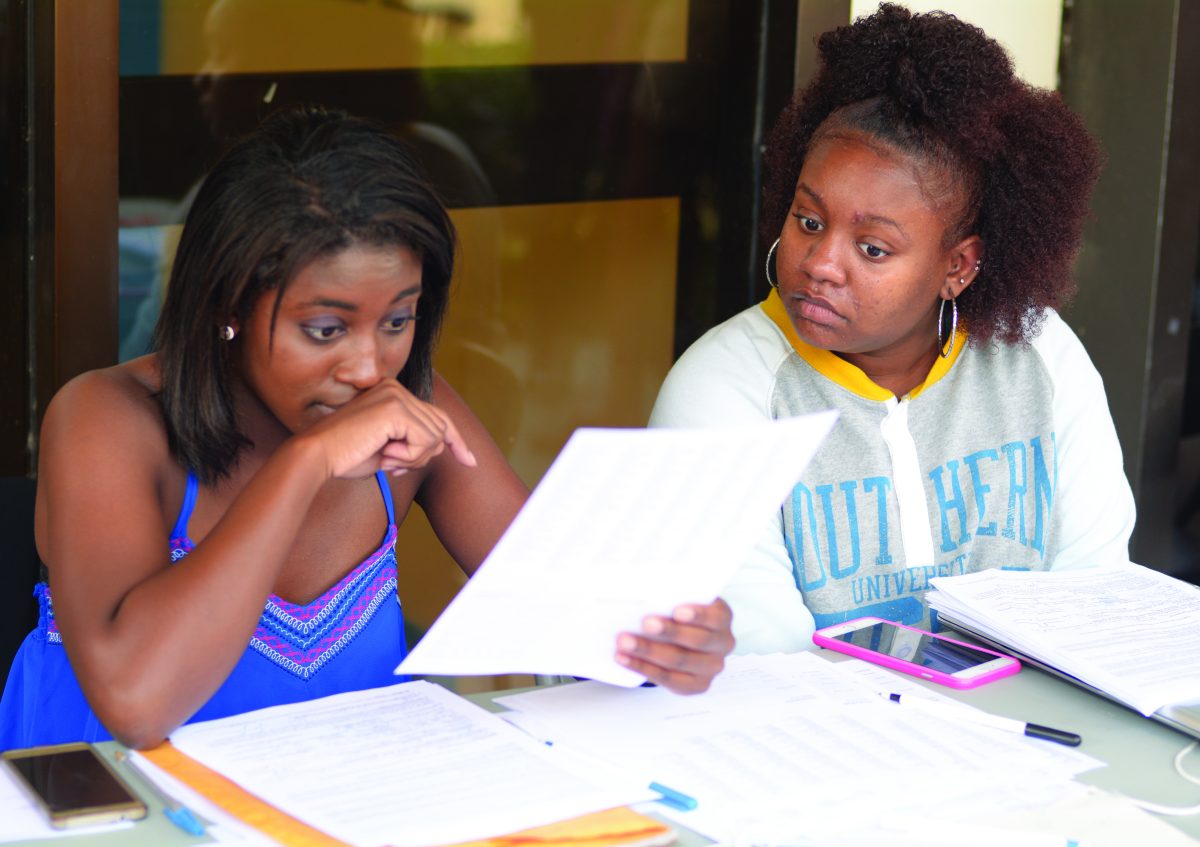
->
812, 616, 1020, 689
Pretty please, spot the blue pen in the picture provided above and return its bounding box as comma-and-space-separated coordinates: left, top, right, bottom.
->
649, 781, 698, 811
115, 750, 207, 837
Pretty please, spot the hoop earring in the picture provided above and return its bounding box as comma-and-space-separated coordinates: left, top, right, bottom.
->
219, 325, 237, 342
765, 238, 780, 289
937, 295, 958, 359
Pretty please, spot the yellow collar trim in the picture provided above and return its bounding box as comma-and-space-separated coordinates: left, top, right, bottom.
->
760, 289, 966, 401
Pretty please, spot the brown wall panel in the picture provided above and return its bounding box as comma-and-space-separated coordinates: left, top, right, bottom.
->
49, 0, 119, 396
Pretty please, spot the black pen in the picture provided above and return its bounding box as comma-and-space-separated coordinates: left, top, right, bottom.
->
883, 692, 1082, 747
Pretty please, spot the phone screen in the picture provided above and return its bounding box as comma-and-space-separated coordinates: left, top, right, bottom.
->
831, 621, 999, 674
6, 747, 140, 814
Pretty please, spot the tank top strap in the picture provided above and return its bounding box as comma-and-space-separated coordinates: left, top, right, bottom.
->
374, 471, 396, 526
168, 470, 391, 546
169, 470, 200, 544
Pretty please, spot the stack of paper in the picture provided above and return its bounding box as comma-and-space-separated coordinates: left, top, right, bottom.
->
132, 745, 672, 847
167, 681, 655, 847
926, 562, 1200, 716
496, 653, 1105, 845
148, 655, 1193, 847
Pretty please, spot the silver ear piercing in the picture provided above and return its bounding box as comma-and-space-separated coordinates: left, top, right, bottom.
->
765, 238, 780, 289
938, 297, 958, 359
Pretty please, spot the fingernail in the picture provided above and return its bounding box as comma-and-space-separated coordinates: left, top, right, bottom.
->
674, 606, 696, 623
466, 449, 478, 467
391, 468, 409, 476
643, 617, 665, 635
615, 652, 632, 667
617, 634, 637, 652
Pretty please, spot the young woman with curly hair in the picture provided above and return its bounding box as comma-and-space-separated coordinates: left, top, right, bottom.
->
650, 4, 1135, 653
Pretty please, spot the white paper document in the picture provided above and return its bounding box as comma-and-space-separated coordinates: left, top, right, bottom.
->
168, 680, 654, 847
927, 562, 1200, 715
397, 412, 838, 685
495, 653, 1103, 845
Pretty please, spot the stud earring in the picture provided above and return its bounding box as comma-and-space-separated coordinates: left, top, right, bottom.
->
219, 325, 237, 342
765, 238, 780, 289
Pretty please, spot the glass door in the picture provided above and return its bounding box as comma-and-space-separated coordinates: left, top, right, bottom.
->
114, 0, 795, 688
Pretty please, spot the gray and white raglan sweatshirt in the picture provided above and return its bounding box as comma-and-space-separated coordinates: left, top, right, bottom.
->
649, 291, 1136, 655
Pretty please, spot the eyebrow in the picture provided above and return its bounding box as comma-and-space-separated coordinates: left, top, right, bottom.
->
298, 284, 422, 311
798, 182, 909, 241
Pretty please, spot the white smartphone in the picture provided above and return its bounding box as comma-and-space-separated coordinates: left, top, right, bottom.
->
2, 742, 148, 829
812, 616, 1021, 689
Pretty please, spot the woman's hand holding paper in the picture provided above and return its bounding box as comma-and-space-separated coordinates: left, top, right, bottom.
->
615, 599, 734, 694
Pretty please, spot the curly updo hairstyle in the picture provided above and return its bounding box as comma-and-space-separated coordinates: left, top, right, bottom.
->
761, 3, 1101, 345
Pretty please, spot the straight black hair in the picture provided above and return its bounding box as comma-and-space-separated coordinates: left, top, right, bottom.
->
153, 107, 456, 483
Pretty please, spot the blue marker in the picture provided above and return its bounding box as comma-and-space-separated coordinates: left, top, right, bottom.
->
649, 781, 698, 811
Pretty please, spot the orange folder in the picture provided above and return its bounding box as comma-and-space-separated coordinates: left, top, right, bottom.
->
141, 742, 675, 847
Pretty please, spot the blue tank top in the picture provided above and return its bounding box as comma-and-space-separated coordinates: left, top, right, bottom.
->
0, 472, 409, 748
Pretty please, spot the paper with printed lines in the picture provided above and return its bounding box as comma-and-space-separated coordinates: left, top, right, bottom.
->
398, 411, 837, 686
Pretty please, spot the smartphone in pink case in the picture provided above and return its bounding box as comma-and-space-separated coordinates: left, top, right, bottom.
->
812, 616, 1020, 689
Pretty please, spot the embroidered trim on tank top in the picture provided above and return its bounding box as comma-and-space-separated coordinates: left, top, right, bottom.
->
169, 528, 398, 680
40, 474, 399, 681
